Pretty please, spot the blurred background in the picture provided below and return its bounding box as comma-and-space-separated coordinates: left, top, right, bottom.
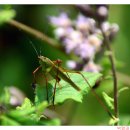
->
0, 5, 130, 125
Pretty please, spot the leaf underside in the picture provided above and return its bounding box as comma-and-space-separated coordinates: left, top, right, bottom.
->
35, 71, 102, 106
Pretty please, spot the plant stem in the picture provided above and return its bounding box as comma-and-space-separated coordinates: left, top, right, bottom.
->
7, 19, 62, 50
101, 30, 118, 125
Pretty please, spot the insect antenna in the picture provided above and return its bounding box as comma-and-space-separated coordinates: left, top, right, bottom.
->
39, 44, 43, 56
27, 38, 39, 57
17, 28, 40, 57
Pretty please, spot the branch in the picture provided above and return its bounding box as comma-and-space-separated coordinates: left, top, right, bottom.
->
7, 19, 62, 51
101, 29, 118, 125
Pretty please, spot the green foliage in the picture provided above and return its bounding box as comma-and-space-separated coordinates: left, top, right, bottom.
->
109, 117, 119, 126
35, 71, 102, 106
118, 115, 130, 125
0, 9, 16, 25
102, 92, 114, 110
118, 87, 129, 95
100, 55, 124, 74
0, 88, 60, 126
0, 87, 11, 105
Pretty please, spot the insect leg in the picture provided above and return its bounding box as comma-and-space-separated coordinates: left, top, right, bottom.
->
52, 79, 58, 108
32, 66, 42, 89
58, 68, 114, 119
52, 60, 61, 107
32, 66, 41, 81
43, 74, 49, 103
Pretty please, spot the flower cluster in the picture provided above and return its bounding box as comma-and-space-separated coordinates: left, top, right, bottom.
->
49, 6, 119, 73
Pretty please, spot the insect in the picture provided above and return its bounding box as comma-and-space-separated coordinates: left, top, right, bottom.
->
32, 56, 82, 106
32, 55, 114, 119
28, 38, 114, 119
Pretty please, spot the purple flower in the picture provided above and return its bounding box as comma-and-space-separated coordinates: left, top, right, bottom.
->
97, 6, 108, 17
66, 60, 77, 69
68, 30, 83, 43
101, 22, 119, 38
49, 13, 72, 27
110, 23, 119, 35
102, 22, 110, 32
63, 38, 80, 54
88, 34, 102, 50
49, 12, 119, 73
62, 30, 83, 53
83, 61, 102, 73
54, 27, 73, 39
75, 14, 96, 33
74, 41, 95, 59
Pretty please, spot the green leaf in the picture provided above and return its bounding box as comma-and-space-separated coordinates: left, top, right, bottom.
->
109, 117, 119, 125
100, 56, 124, 74
41, 118, 61, 126
35, 101, 48, 117
118, 87, 129, 95
102, 92, 114, 110
1, 115, 20, 126
0, 87, 11, 105
0, 9, 16, 25
3, 98, 50, 125
16, 98, 33, 110
35, 71, 102, 106
15, 98, 35, 116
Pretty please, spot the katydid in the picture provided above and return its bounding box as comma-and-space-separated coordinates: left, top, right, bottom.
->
28, 36, 113, 118
33, 55, 114, 119
38, 56, 81, 91
33, 56, 81, 106
16, 27, 114, 119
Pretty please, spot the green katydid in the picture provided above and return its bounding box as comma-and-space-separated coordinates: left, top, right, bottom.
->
33, 56, 81, 106
27, 37, 114, 119
32, 55, 114, 119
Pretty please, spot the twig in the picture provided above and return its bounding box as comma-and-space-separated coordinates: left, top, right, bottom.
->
7, 19, 62, 50
101, 29, 118, 125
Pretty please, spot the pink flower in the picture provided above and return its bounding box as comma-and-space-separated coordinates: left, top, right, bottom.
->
54, 27, 73, 39
74, 41, 95, 59
83, 61, 102, 73
88, 34, 102, 50
66, 60, 77, 69
75, 14, 96, 33
49, 13, 72, 27
63, 38, 80, 54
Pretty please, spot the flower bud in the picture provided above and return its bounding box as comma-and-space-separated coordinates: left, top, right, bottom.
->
66, 60, 77, 69
83, 61, 102, 73
88, 34, 102, 50
74, 42, 95, 59
49, 13, 72, 27
9, 87, 25, 106
96, 6, 108, 22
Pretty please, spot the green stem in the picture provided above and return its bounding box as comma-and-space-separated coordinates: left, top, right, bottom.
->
102, 30, 118, 125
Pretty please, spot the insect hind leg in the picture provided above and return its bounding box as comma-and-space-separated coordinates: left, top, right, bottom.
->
43, 74, 49, 103
52, 59, 61, 108
32, 66, 42, 89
